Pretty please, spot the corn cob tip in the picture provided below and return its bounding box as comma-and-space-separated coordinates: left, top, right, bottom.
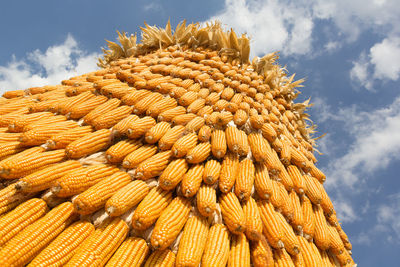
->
14, 181, 27, 191
106, 206, 116, 215
50, 185, 61, 194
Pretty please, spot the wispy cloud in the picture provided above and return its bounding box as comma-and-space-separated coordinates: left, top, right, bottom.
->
0, 34, 100, 95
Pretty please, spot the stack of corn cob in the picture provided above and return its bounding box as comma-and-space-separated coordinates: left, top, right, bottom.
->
0, 20, 355, 266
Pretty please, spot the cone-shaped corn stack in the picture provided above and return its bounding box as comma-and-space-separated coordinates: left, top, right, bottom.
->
0, 20, 354, 266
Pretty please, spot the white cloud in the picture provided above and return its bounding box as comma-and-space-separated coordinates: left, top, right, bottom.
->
318, 96, 400, 188
350, 36, 400, 89
377, 194, 400, 242
205, 0, 314, 57
0, 34, 100, 95
333, 200, 358, 223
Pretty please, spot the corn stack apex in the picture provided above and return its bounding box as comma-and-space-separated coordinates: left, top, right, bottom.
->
0, 20, 354, 266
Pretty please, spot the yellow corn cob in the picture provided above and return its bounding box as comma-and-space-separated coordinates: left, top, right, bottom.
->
159, 158, 189, 191
247, 132, 269, 162
218, 151, 240, 194
2, 89, 25, 99
256, 161, 277, 196
65, 218, 128, 267
219, 192, 246, 234
287, 165, 306, 195
309, 164, 326, 183
289, 190, 304, 232
176, 215, 209, 267
133, 92, 164, 114
196, 184, 217, 217
28, 221, 94, 267
106, 180, 149, 217
145, 121, 171, 144
52, 164, 118, 197
0, 198, 48, 247
0, 141, 23, 160
67, 95, 108, 119
0, 183, 35, 216
274, 207, 300, 255
268, 180, 294, 219
335, 249, 352, 266
250, 238, 274, 267
249, 114, 264, 129
147, 97, 177, 117
151, 196, 191, 250
198, 125, 212, 142
20, 120, 78, 146
327, 223, 345, 255
301, 195, 315, 240
185, 116, 205, 133
172, 113, 197, 126
0, 98, 35, 115
227, 233, 250, 267
197, 106, 213, 117
297, 236, 323, 267
83, 98, 121, 125
111, 114, 139, 136
233, 109, 248, 126
100, 83, 131, 98
144, 249, 176, 267
201, 224, 230, 267
106, 139, 142, 164
127, 116, 156, 139
73, 171, 131, 215
0, 132, 21, 143
0, 149, 66, 179
273, 248, 295, 267
8, 112, 54, 132
203, 159, 221, 185
178, 91, 198, 107
257, 200, 284, 249
0, 109, 29, 127
15, 160, 82, 192
0, 202, 75, 266
59, 91, 95, 114
261, 123, 277, 143
46, 126, 93, 149
170, 86, 187, 99
132, 186, 173, 230
181, 163, 204, 197
242, 197, 263, 241
121, 89, 151, 105
336, 225, 352, 251
158, 106, 186, 122
313, 204, 330, 250
105, 237, 149, 267
320, 249, 335, 267
187, 98, 205, 114
93, 78, 120, 89
23, 115, 68, 132
302, 174, 323, 205
122, 144, 156, 168
90, 105, 133, 130
211, 129, 227, 159
279, 139, 292, 166
186, 142, 211, 164
65, 129, 111, 159
234, 158, 255, 201
158, 125, 185, 150
134, 151, 172, 180
320, 186, 334, 216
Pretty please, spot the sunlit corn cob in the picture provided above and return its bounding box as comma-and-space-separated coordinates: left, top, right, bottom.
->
144, 249, 176, 267
313, 204, 331, 250
28, 221, 95, 267
181, 163, 204, 197
52, 164, 118, 197
201, 224, 230, 267
150, 196, 191, 250
127, 116, 156, 139
73, 171, 131, 215
273, 248, 295, 267
0, 183, 35, 215
0, 198, 48, 247
15, 160, 82, 192
227, 233, 251, 267
106, 139, 142, 164
176, 215, 209, 267
133, 150, 172, 180
250, 238, 274, 267
159, 158, 188, 190
159, 125, 185, 150
122, 144, 156, 168
145, 121, 171, 144
0, 141, 23, 160
67, 95, 108, 119
131, 186, 173, 230
23, 115, 68, 132
0, 149, 65, 179
65, 218, 128, 267
46, 126, 93, 149
234, 158, 255, 201
83, 98, 121, 125
158, 106, 186, 122
105, 237, 149, 267
8, 112, 54, 132
111, 114, 139, 136
90, 105, 133, 130
65, 129, 111, 159
257, 200, 284, 249
106, 180, 149, 217
219, 152, 239, 193
242, 197, 263, 241
219, 192, 246, 234
0, 202, 75, 266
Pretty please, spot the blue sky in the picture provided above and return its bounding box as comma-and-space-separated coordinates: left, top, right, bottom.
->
1, 0, 400, 265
